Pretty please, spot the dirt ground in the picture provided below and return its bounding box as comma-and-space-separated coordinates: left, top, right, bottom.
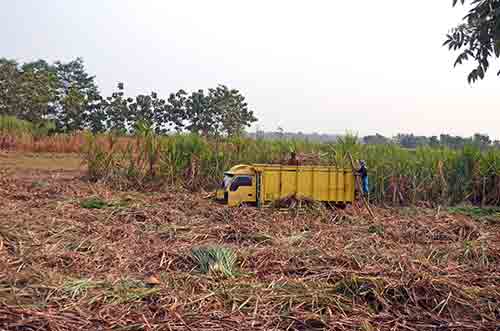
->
1, 154, 499, 330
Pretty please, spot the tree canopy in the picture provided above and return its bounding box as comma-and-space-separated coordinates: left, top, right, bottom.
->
0, 57, 257, 136
360, 132, 497, 150
445, 0, 500, 83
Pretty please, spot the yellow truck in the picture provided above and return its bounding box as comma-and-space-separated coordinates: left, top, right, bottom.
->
216, 164, 355, 207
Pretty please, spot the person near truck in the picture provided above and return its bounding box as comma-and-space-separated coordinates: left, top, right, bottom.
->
357, 160, 369, 196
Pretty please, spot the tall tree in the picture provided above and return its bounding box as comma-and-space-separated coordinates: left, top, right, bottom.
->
445, 0, 500, 83
429, 136, 440, 147
21, 62, 58, 124
86, 102, 107, 133
184, 85, 256, 137
128, 92, 170, 134
0, 59, 22, 117
440, 134, 471, 149
209, 85, 256, 137
473, 133, 492, 149
363, 134, 390, 145
164, 90, 188, 132
52, 58, 101, 132
185, 89, 214, 136
0, 59, 58, 124
103, 82, 132, 134
395, 134, 430, 149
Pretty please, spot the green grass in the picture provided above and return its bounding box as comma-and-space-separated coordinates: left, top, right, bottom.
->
63, 279, 103, 299
103, 279, 160, 304
368, 224, 384, 236
0, 115, 55, 137
79, 197, 130, 209
80, 197, 111, 209
448, 206, 500, 223
191, 246, 238, 278
62, 278, 160, 304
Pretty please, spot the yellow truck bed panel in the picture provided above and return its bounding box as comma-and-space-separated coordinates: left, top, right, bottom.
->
255, 165, 354, 203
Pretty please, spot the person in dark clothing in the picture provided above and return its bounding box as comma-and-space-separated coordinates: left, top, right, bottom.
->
357, 160, 369, 195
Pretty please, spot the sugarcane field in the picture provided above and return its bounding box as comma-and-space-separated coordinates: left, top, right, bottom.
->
1, 131, 499, 331
3, 1, 500, 330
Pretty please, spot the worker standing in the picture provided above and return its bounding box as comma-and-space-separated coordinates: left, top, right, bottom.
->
357, 160, 369, 197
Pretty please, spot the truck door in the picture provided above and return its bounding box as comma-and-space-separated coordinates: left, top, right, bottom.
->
228, 175, 255, 206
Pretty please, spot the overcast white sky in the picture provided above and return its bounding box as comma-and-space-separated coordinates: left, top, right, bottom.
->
2, 1, 499, 138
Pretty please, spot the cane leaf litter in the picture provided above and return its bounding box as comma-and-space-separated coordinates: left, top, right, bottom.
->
1, 161, 499, 331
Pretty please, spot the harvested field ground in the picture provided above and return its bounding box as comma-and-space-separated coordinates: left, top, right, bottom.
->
0, 152, 82, 172
1, 154, 500, 330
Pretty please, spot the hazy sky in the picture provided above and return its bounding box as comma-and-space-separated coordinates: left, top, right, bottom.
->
2, 1, 499, 138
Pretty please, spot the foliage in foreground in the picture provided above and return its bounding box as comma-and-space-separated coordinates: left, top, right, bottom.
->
445, 0, 500, 83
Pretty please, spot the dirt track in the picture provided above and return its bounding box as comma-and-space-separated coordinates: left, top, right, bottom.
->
1, 159, 500, 330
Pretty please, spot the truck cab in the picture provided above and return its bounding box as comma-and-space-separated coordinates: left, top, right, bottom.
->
216, 165, 257, 206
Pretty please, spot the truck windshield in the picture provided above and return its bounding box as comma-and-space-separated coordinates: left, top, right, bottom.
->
221, 174, 233, 189
230, 176, 253, 191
